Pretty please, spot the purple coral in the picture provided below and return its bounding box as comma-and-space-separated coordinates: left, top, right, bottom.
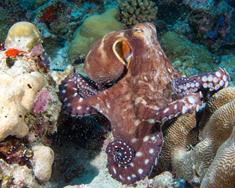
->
33, 88, 51, 114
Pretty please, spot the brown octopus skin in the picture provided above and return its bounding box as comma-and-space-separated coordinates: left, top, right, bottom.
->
59, 23, 229, 185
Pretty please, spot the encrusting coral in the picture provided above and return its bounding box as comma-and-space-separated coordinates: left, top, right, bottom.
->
117, 0, 158, 26
160, 87, 235, 185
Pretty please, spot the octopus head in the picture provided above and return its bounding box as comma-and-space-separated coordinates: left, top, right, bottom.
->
84, 23, 158, 84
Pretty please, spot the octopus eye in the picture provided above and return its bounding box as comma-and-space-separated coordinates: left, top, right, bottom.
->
133, 28, 144, 33
106, 139, 135, 167
112, 38, 133, 68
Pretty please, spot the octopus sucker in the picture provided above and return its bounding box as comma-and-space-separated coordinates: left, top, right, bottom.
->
106, 128, 163, 185
172, 68, 230, 97
59, 73, 99, 116
58, 23, 230, 184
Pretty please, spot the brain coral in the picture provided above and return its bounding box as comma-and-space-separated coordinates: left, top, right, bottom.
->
117, 0, 158, 26
158, 113, 197, 172
5, 21, 42, 52
161, 87, 235, 185
200, 127, 235, 188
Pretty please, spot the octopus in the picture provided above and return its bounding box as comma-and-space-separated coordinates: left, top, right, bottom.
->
59, 23, 230, 185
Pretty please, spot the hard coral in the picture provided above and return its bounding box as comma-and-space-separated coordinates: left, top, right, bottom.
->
117, 0, 158, 26
161, 87, 235, 185
200, 127, 235, 188
5, 22, 42, 52
68, 8, 123, 62
0, 69, 46, 141
158, 113, 197, 172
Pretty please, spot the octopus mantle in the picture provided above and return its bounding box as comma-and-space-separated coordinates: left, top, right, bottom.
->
59, 23, 230, 185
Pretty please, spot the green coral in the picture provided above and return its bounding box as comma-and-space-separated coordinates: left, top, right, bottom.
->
68, 8, 124, 63
118, 0, 158, 26
160, 31, 217, 76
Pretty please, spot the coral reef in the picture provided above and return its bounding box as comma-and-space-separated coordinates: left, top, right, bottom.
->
68, 8, 124, 62
0, 1, 234, 187
117, 0, 158, 26
0, 22, 61, 187
0, 159, 40, 187
0, 137, 33, 166
183, 0, 215, 11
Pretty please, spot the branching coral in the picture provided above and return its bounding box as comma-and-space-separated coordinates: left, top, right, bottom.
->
117, 0, 158, 26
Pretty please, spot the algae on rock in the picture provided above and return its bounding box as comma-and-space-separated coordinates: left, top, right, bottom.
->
160, 31, 217, 76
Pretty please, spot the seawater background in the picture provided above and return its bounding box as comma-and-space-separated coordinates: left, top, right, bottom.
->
0, 0, 234, 187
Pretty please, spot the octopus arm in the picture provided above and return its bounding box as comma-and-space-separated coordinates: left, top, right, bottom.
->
59, 73, 100, 116
106, 122, 163, 185
172, 68, 230, 97
142, 93, 203, 124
